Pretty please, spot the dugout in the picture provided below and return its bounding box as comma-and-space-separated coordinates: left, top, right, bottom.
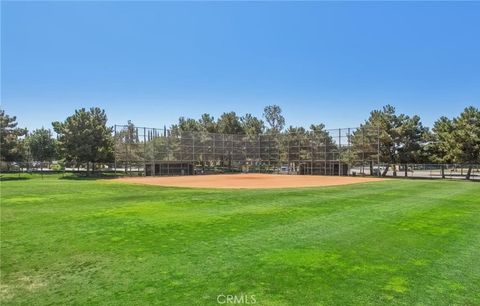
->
145, 162, 194, 176
298, 161, 348, 176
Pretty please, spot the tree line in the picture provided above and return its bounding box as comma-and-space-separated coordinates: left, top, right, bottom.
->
1, 105, 479, 178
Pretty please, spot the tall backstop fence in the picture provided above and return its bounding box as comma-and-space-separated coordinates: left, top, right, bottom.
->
1, 124, 478, 180
113, 125, 381, 176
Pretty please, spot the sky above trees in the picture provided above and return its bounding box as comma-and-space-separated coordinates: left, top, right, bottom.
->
2, 2, 479, 130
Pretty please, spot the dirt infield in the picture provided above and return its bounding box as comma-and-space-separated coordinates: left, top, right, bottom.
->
116, 173, 386, 189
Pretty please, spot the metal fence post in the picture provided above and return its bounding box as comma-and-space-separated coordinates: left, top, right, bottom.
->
143, 127, 146, 176
338, 128, 341, 176
114, 125, 117, 175
377, 126, 381, 177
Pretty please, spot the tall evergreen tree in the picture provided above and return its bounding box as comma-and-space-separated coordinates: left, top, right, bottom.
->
177, 117, 201, 132
431, 106, 480, 179
355, 105, 428, 176
217, 112, 243, 135
27, 128, 57, 170
241, 113, 265, 136
0, 109, 28, 163
263, 105, 285, 134
453, 106, 480, 179
198, 113, 217, 133
397, 115, 429, 176
53, 107, 113, 173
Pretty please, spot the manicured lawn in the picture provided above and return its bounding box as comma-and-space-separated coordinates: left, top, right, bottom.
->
1, 175, 479, 305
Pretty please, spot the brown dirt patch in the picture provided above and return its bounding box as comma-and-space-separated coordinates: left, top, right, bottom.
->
115, 173, 386, 189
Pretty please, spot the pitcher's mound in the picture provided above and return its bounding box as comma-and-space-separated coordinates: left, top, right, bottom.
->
116, 173, 385, 189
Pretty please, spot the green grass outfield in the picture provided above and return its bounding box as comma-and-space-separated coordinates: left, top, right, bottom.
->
1, 174, 479, 305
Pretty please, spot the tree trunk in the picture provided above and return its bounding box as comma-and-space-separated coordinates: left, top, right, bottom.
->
369, 161, 374, 176
466, 165, 473, 180
381, 164, 390, 177
404, 164, 408, 177
86, 162, 90, 175
441, 164, 445, 179
393, 164, 397, 177
92, 162, 95, 174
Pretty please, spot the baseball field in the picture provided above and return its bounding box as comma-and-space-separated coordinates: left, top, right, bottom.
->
1, 174, 479, 305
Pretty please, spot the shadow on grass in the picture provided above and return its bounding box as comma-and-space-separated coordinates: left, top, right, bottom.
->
59, 173, 124, 181
0, 176, 31, 182
383, 175, 480, 182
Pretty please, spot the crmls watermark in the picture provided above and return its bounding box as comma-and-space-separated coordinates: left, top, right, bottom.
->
217, 293, 256, 304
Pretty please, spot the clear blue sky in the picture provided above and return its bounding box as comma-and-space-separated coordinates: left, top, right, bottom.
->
2, 1, 479, 131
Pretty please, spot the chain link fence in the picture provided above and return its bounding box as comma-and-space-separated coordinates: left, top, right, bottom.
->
2, 124, 478, 181
1, 161, 478, 180
113, 125, 380, 176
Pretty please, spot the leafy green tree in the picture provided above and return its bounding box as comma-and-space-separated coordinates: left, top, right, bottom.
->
308, 124, 341, 172
427, 117, 455, 178
309, 124, 335, 149
216, 112, 243, 169
198, 113, 217, 133
396, 115, 429, 176
27, 128, 57, 170
0, 109, 28, 163
195, 114, 217, 169
355, 105, 402, 176
453, 106, 480, 179
167, 120, 197, 164
429, 116, 455, 163
115, 121, 142, 173
355, 105, 427, 176
431, 106, 480, 179
349, 125, 380, 175
169, 124, 180, 136
177, 117, 201, 132
217, 112, 243, 135
263, 105, 285, 134
53, 107, 113, 173
283, 126, 307, 170
241, 113, 265, 136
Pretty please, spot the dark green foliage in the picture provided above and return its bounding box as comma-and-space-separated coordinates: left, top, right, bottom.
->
397, 115, 429, 164
241, 113, 265, 136
172, 112, 266, 137
27, 128, 57, 163
263, 104, 285, 134
430, 116, 455, 163
357, 105, 429, 176
177, 117, 201, 132
0, 109, 27, 162
217, 111, 243, 135
198, 113, 217, 133
430, 106, 480, 179
52, 107, 114, 170
450, 107, 480, 165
